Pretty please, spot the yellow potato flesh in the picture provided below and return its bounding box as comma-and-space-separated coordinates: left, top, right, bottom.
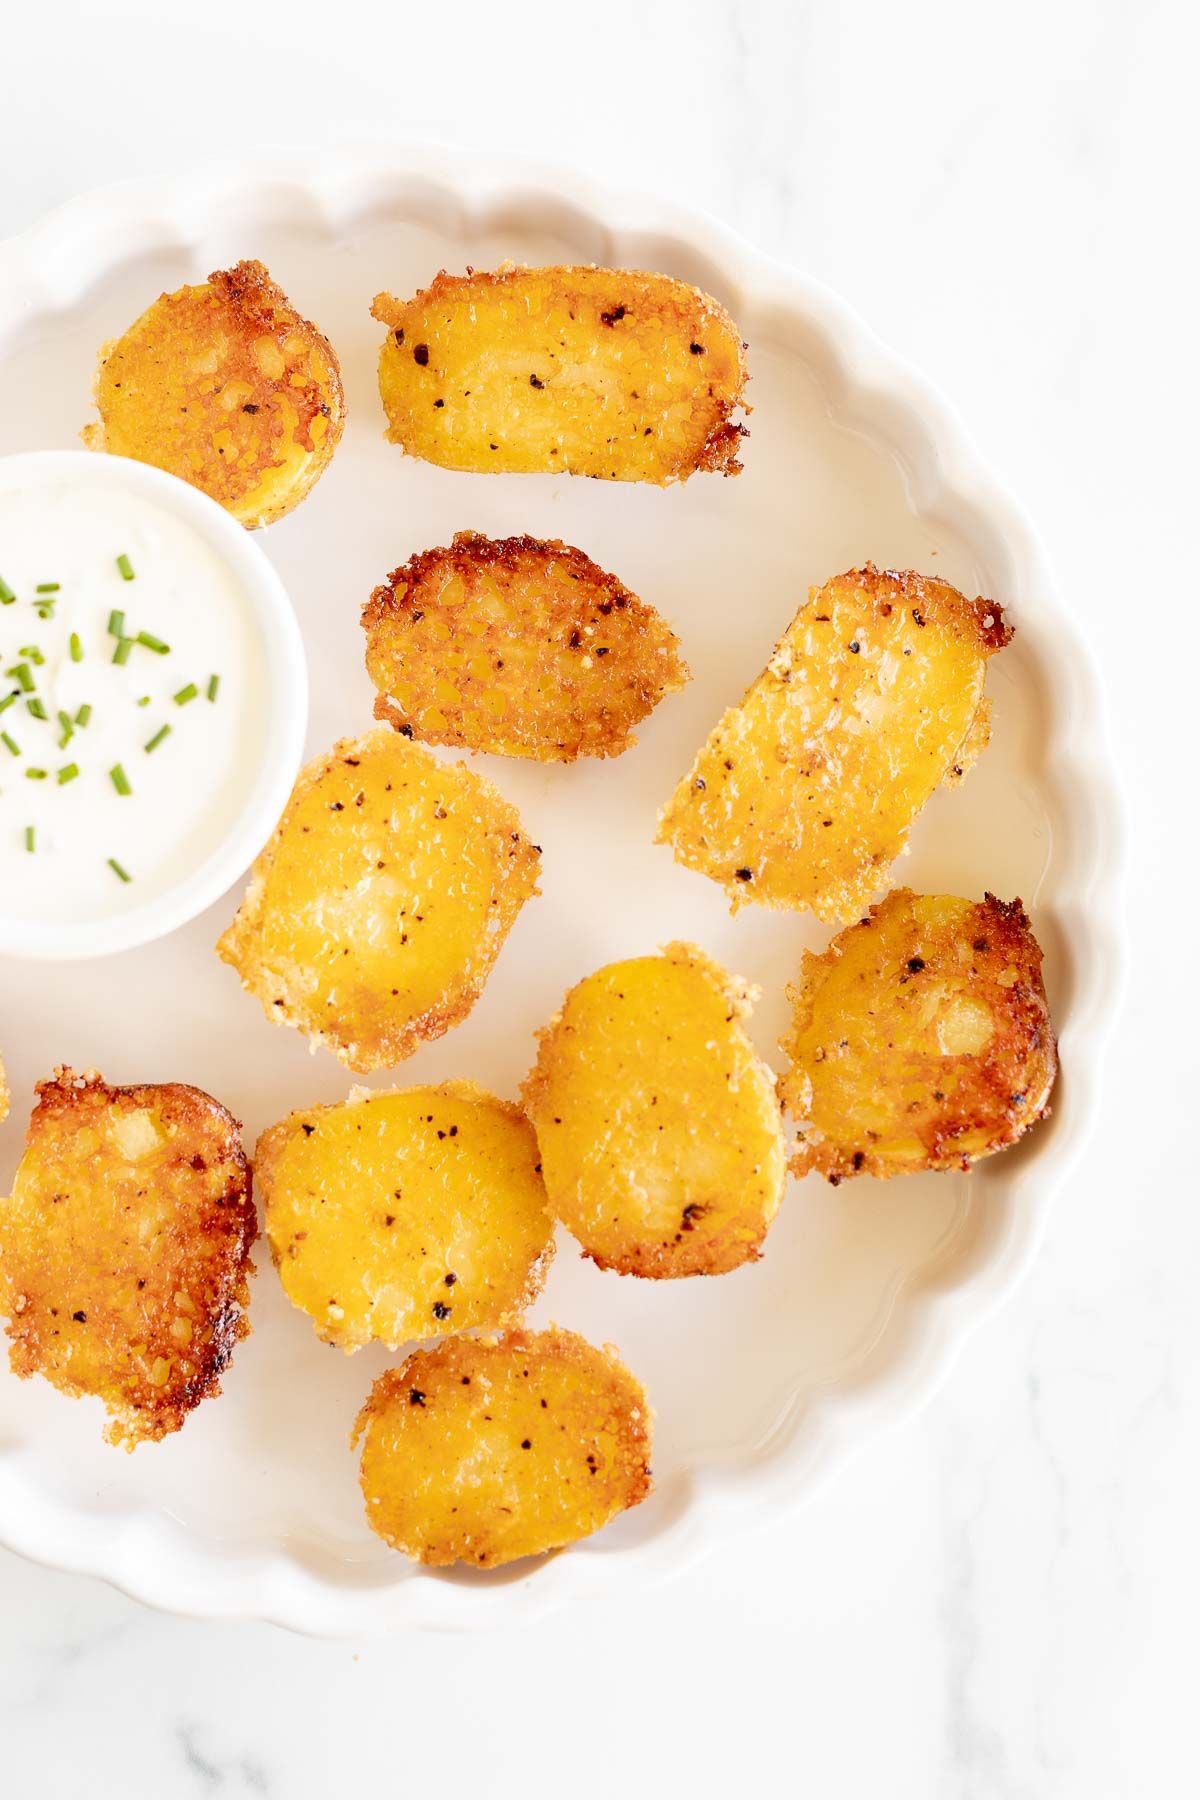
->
372, 266, 747, 484
0, 1070, 255, 1447
355, 1327, 652, 1567
779, 889, 1058, 1180
523, 944, 785, 1277
217, 731, 540, 1073
364, 532, 688, 761
257, 1084, 554, 1350
658, 566, 1011, 923
86, 260, 344, 528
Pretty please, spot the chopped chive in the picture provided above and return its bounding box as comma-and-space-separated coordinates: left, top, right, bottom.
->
35, 603, 55, 621
206, 674, 220, 702
1, 731, 19, 756
26, 697, 47, 720
7, 663, 34, 692
144, 724, 172, 753
57, 710, 74, 749
25, 766, 48, 780
75, 703, 92, 728
112, 638, 133, 665
107, 609, 126, 638
116, 554, 135, 581
18, 646, 45, 666
0, 692, 16, 715
69, 632, 83, 663
57, 762, 79, 785
108, 856, 132, 883
173, 682, 199, 706
136, 631, 170, 655
35, 582, 60, 594
0, 576, 15, 604
110, 763, 132, 797
24, 826, 35, 853
137, 694, 151, 707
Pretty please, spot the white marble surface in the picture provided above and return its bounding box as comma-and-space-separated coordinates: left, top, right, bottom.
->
1, 1, 1195, 1793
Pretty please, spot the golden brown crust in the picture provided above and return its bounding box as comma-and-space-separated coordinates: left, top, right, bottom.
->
354, 1326, 653, 1567
371, 265, 748, 484
521, 941, 786, 1278
658, 564, 1012, 923
255, 1080, 555, 1350
0, 1067, 256, 1447
83, 258, 345, 527
778, 890, 1057, 1180
216, 729, 541, 1073
363, 530, 688, 761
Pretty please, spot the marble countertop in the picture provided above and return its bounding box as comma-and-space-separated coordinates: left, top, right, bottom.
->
2, 1, 1194, 1794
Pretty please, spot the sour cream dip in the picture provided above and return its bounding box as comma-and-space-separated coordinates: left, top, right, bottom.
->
0, 453, 306, 960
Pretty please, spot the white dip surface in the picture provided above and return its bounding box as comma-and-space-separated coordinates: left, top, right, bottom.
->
0, 469, 267, 924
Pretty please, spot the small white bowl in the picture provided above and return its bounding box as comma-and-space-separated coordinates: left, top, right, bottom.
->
0, 451, 306, 960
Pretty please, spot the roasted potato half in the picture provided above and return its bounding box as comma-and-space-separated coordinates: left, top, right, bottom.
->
0, 1068, 256, 1447
779, 889, 1057, 1181
256, 1082, 554, 1351
658, 566, 1012, 923
363, 531, 688, 761
371, 266, 747, 483
522, 942, 786, 1278
83, 259, 344, 527
217, 729, 540, 1073
354, 1326, 652, 1567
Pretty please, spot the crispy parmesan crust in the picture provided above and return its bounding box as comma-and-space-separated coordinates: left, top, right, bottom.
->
521, 941, 786, 1278
658, 565, 1012, 922
83, 258, 345, 527
0, 1068, 256, 1447
779, 890, 1057, 1181
255, 1080, 555, 1351
363, 530, 688, 760
353, 1326, 653, 1567
371, 265, 748, 484
216, 730, 541, 1073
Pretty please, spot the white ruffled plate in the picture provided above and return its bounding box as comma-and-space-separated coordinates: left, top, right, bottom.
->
0, 148, 1124, 1633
